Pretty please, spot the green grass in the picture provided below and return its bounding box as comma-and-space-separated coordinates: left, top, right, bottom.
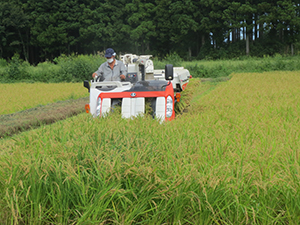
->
153, 55, 300, 78
181, 55, 300, 78
1, 74, 300, 224
2, 54, 300, 83
0, 54, 105, 83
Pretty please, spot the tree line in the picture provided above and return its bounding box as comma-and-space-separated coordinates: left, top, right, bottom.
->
1, 0, 300, 64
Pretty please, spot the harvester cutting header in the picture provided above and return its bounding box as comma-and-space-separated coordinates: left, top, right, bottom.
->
83, 52, 191, 121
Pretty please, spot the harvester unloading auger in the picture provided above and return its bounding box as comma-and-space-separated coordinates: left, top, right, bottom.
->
83, 54, 191, 121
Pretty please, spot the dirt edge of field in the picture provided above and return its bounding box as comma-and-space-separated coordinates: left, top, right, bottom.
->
0, 97, 89, 138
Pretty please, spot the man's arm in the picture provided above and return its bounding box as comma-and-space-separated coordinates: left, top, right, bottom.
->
93, 64, 104, 79
119, 62, 127, 80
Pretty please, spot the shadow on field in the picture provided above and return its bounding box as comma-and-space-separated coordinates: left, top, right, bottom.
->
0, 97, 89, 138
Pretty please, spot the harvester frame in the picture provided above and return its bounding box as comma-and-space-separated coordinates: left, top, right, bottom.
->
83, 54, 190, 121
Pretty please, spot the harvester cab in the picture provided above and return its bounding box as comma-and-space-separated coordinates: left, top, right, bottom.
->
121, 54, 155, 82
83, 54, 190, 121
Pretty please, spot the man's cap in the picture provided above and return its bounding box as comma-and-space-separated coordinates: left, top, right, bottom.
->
105, 48, 115, 58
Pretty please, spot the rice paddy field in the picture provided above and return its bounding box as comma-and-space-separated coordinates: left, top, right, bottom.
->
0, 83, 89, 115
1, 71, 300, 224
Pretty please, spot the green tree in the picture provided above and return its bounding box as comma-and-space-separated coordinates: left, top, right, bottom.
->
124, 0, 156, 54
150, 0, 173, 57
99, 0, 131, 53
258, 0, 300, 55
198, 0, 231, 59
1, 0, 300, 62
238, 1, 257, 56
27, 0, 82, 60
169, 0, 201, 58
78, 2, 106, 54
0, 1, 29, 60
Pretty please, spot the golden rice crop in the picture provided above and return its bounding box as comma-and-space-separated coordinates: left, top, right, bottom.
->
0, 72, 300, 224
182, 71, 300, 195
0, 82, 88, 115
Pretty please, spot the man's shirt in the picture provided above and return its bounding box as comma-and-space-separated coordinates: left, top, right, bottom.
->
94, 60, 127, 81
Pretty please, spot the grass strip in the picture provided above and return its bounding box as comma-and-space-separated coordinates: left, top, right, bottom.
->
0, 97, 89, 138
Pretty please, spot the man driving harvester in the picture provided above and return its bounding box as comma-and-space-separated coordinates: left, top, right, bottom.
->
92, 48, 127, 81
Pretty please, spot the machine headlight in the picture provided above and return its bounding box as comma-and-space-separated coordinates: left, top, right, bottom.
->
96, 97, 101, 116
166, 95, 173, 118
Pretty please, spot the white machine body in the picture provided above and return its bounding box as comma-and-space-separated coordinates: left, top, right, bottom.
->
84, 54, 191, 121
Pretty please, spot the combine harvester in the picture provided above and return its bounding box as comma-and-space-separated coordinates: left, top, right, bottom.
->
83, 54, 191, 121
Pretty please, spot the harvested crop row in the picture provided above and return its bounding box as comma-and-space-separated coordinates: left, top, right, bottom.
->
0, 97, 88, 138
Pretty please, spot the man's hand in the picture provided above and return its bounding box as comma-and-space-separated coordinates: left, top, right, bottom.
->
92, 72, 97, 78
120, 74, 125, 80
